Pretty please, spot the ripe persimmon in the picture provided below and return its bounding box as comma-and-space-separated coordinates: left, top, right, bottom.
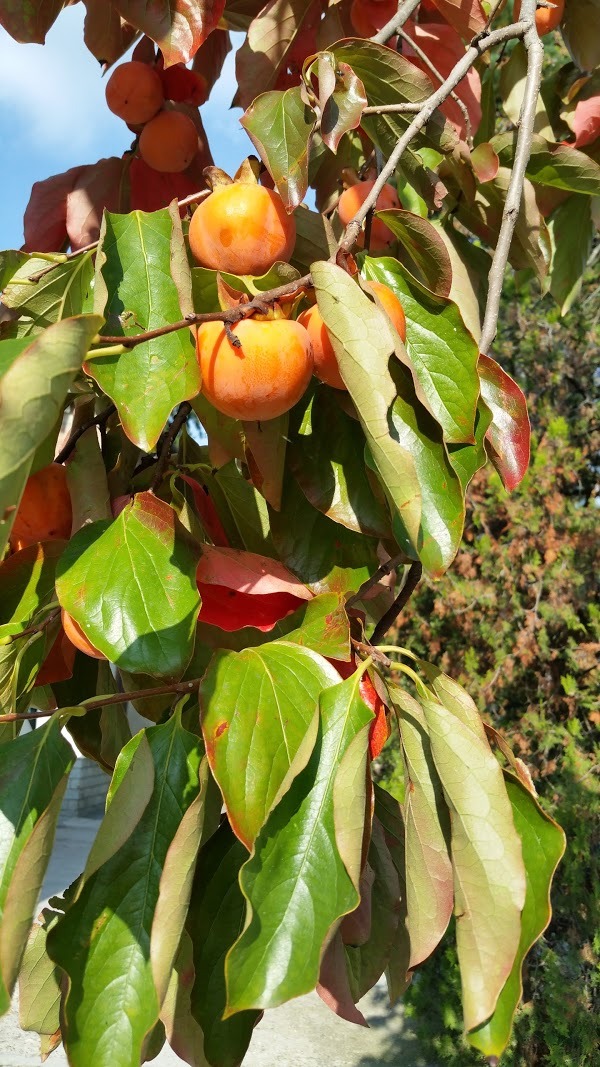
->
350, 0, 398, 37
61, 610, 106, 661
338, 178, 400, 251
160, 62, 208, 106
367, 280, 406, 341
10, 463, 72, 551
514, 0, 564, 35
138, 110, 198, 173
105, 61, 164, 125
196, 318, 313, 421
188, 182, 296, 276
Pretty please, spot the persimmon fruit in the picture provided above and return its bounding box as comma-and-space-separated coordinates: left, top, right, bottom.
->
188, 183, 296, 276
350, 0, 398, 37
105, 61, 164, 125
514, 0, 564, 35
338, 178, 400, 251
196, 318, 313, 421
61, 609, 106, 661
139, 110, 198, 173
159, 62, 208, 106
367, 280, 406, 341
9, 463, 72, 551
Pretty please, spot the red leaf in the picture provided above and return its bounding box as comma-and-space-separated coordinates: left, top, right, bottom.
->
113, 0, 227, 66
23, 166, 86, 253
66, 157, 131, 250
192, 27, 232, 99
425, 0, 486, 40
35, 629, 76, 687
317, 933, 368, 1027
196, 544, 312, 598
571, 94, 600, 149
478, 354, 531, 491
197, 584, 305, 631
0, 0, 63, 44
129, 156, 204, 213
177, 473, 230, 547
360, 673, 390, 761
159, 62, 208, 105
471, 142, 500, 184
82, 0, 138, 65
403, 21, 481, 140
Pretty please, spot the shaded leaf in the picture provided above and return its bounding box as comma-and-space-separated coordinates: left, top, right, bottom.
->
200, 641, 340, 848
23, 167, 85, 254
468, 773, 565, 1056
345, 817, 401, 1001
48, 715, 209, 1067
159, 930, 207, 1067
0, 719, 74, 1014
374, 209, 453, 298
319, 58, 367, 154
478, 354, 530, 492
56, 492, 201, 679
317, 932, 368, 1027
547, 193, 594, 316
187, 822, 260, 1067
456, 167, 548, 278
214, 461, 274, 555
493, 132, 600, 196
429, 0, 486, 40
192, 27, 232, 98
0, 1, 63, 44
364, 256, 479, 444
113, 0, 226, 65
373, 784, 412, 1002
82, 0, 137, 65
402, 21, 481, 140
242, 414, 288, 511
290, 390, 392, 539
561, 0, 600, 73
241, 87, 317, 211
225, 671, 373, 1013
66, 157, 131, 251
432, 222, 489, 343
91, 207, 200, 451
0, 315, 103, 556
234, 0, 322, 109
0, 542, 65, 630
18, 907, 62, 1037
391, 687, 453, 969
292, 205, 335, 270
2, 253, 95, 337
447, 400, 493, 493
421, 693, 526, 1030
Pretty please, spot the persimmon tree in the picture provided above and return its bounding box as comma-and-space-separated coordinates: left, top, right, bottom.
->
1, 0, 597, 1064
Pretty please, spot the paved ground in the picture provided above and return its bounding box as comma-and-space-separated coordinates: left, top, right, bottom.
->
0, 815, 434, 1067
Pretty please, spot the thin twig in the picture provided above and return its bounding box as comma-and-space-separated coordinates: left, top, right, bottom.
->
4, 608, 60, 644
55, 404, 116, 464
370, 561, 422, 645
0, 678, 202, 723
150, 402, 192, 492
362, 102, 422, 115
346, 553, 405, 609
339, 19, 530, 253
479, 2, 544, 353
372, 0, 422, 45
396, 27, 472, 145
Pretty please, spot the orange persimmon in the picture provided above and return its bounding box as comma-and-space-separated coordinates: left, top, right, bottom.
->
338, 178, 400, 251
9, 463, 72, 551
138, 110, 199, 173
105, 61, 164, 124
61, 610, 106, 661
188, 182, 296, 276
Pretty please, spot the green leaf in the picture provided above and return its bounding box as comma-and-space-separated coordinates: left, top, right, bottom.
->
269, 475, 378, 593
547, 193, 594, 316
363, 257, 480, 444
91, 207, 200, 451
318, 55, 367, 154
292, 206, 335, 271
433, 221, 489, 344
241, 87, 316, 211
373, 210, 453, 298
2, 253, 95, 336
200, 641, 340, 849
373, 785, 411, 1001
290, 390, 392, 539
311, 261, 422, 560
0, 542, 65, 631
447, 401, 493, 493
48, 715, 210, 1067
468, 773, 566, 1057
345, 817, 401, 1002
283, 592, 351, 662
56, 492, 201, 679
0, 249, 32, 290
18, 907, 62, 1038
391, 687, 453, 969
561, 0, 600, 76
214, 461, 274, 556
492, 132, 600, 195
0, 314, 103, 556
0, 630, 47, 719
0, 718, 75, 1014
187, 822, 260, 1067
225, 671, 373, 1014
421, 691, 527, 1031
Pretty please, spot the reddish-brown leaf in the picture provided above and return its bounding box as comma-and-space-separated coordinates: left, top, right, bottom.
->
192, 27, 232, 98
426, 0, 486, 40
0, 0, 63, 44
35, 629, 76, 687
66, 156, 131, 251
113, 0, 227, 65
176, 473, 230, 547
471, 142, 500, 184
234, 0, 324, 110
196, 543, 312, 598
570, 93, 600, 148
403, 21, 481, 140
478, 354, 531, 492
129, 156, 203, 213
197, 584, 306, 631
316, 933, 368, 1027
82, 0, 138, 65
23, 166, 86, 253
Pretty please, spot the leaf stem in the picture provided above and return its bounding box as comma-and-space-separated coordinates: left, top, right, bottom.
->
369, 561, 422, 645
0, 678, 203, 723
55, 403, 117, 464
150, 402, 192, 492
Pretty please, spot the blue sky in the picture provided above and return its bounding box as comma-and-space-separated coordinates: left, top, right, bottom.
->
0, 7, 250, 250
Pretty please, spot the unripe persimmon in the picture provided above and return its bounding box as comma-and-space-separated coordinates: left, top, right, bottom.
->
9, 463, 72, 552
196, 318, 313, 421
338, 179, 400, 251
61, 609, 106, 661
105, 61, 164, 125
139, 110, 198, 173
350, 0, 398, 37
514, 0, 564, 35
188, 183, 296, 276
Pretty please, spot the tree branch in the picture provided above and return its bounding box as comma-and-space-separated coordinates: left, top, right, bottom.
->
339, 19, 531, 253
55, 404, 116, 464
150, 402, 192, 492
479, 3, 544, 353
396, 27, 472, 145
4, 608, 60, 644
372, 0, 422, 45
346, 553, 405, 608
370, 561, 422, 645
0, 678, 202, 723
